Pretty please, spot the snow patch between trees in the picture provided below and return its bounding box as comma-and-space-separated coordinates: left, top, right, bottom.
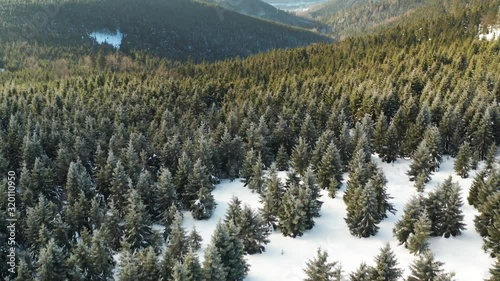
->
478, 25, 500, 41
89, 29, 124, 49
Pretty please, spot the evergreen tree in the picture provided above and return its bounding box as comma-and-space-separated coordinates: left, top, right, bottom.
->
488, 256, 500, 281
191, 185, 216, 220
260, 164, 283, 228
372, 168, 395, 220
350, 262, 375, 281
137, 247, 160, 281
183, 249, 203, 281
485, 143, 497, 171
393, 195, 425, 246
407, 210, 432, 255
188, 227, 203, 252
415, 172, 427, 193
122, 189, 154, 250
467, 170, 486, 208
276, 144, 289, 171
163, 204, 180, 241
454, 142, 470, 178
475, 192, 500, 255
175, 152, 192, 208
407, 252, 455, 281
304, 248, 341, 281
381, 121, 399, 163
237, 204, 271, 254
372, 243, 403, 281
156, 167, 178, 217
203, 244, 227, 281
407, 140, 433, 183
187, 159, 215, 220
119, 251, 140, 281
90, 229, 115, 280
136, 170, 158, 220
317, 141, 343, 197
166, 212, 188, 258
290, 137, 309, 176
248, 155, 264, 194
374, 112, 389, 155
35, 239, 67, 281
423, 126, 443, 172
346, 181, 380, 238
241, 148, 257, 186
211, 222, 249, 281
110, 160, 131, 217
101, 200, 123, 251
278, 182, 308, 237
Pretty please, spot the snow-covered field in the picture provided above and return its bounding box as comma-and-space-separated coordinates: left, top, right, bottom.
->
89, 29, 124, 49
183, 156, 495, 280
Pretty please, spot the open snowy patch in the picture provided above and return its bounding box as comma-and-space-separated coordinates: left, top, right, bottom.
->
89, 29, 124, 49
183, 156, 494, 280
478, 24, 500, 41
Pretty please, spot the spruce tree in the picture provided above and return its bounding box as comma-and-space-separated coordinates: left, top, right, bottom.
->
35, 239, 67, 281
276, 144, 289, 171
90, 229, 115, 280
248, 155, 264, 194
423, 126, 443, 172
311, 130, 335, 169
467, 170, 486, 208
135, 170, 158, 220
175, 152, 192, 208
211, 222, 249, 281
372, 243, 403, 281
110, 160, 131, 217
237, 204, 271, 254
241, 148, 257, 186
202, 244, 227, 281
260, 163, 283, 228
290, 137, 309, 176
191, 185, 216, 220
407, 252, 455, 281
183, 249, 203, 281
488, 256, 500, 281
485, 143, 497, 171
317, 141, 343, 197
393, 195, 425, 246
346, 181, 380, 238
121, 189, 153, 250
407, 210, 431, 255
407, 140, 432, 183
137, 247, 160, 281
374, 112, 389, 156
172, 261, 188, 281
454, 142, 470, 178
156, 167, 178, 220
119, 251, 140, 281
166, 212, 189, 259
303, 248, 340, 281
350, 262, 375, 281
188, 227, 203, 252
382, 122, 399, 163
278, 182, 308, 237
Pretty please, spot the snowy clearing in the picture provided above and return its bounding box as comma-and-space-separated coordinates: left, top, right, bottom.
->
478, 25, 500, 41
89, 29, 124, 49
183, 155, 494, 280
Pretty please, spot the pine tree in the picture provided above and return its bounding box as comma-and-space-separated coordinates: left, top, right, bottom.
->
276, 144, 289, 171
248, 155, 264, 194
260, 164, 283, 228
185, 159, 213, 208
191, 185, 216, 220
35, 239, 67, 281
467, 170, 486, 208
372, 243, 403, 281
454, 142, 470, 178
183, 249, 203, 281
241, 148, 257, 186
423, 126, 443, 172
110, 160, 131, 217
166, 212, 188, 258
311, 130, 335, 169
101, 200, 123, 251
237, 204, 271, 254
488, 256, 500, 281
485, 143, 497, 171
317, 141, 343, 197
372, 168, 395, 220
137, 247, 160, 281
381, 121, 399, 163
156, 167, 178, 218
90, 229, 115, 280
211, 222, 249, 281
290, 137, 309, 176
163, 204, 180, 240
278, 182, 307, 237
407, 210, 431, 255
135, 170, 158, 220
374, 112, 389, 155
407, 140, 432, 182
350, 262, 375, 281
119, 251, 140, 281
303, 248, 340, 281
122, 189, 154, 250
175, 152, 192, 208
346, 181, 380, 238
65, 159, 93, 204
407, 252, 455, 281
474, 192, 500, 255
393, 195, 425, 246
188, 227, 203, 252
172, 261, 188, 281
203, 244, 227, 281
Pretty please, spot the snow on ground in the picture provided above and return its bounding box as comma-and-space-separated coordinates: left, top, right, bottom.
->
183, 156, 495, 280
478, 25, 500, 41
89, 29, 124, 49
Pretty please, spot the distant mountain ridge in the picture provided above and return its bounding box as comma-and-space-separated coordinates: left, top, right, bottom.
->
201, 0, 321, 29
0, 0, 331, 62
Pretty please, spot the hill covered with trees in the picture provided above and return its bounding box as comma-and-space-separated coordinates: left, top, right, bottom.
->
0, 0, 499, 279
0, 0, 330, 63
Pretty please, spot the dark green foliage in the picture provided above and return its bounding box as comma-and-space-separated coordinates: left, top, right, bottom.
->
485, 143, 497, 171
35, 239, 67, 281
350, 262, 375, 281
407, 210, 432, 255
183, 250, 203, 281
156, 167, 178, 220
203, 244, 227, 281
345, 181, 380, 237
454, 142, 470, 178
474, 192, 500, 256
372, 244, 403, 281
121, 189, 154, 250
248, 155, 264, 194
210, 222, 249, 281
276, 145, 289, 171
304, 248, 342, 281
407, 140, 433, 183
137, 247, 160, 281
188, 227, 203, 252
393, 195, 425, 246
488, 256, 500, 281
291, 137, 310, 176
407, 252, 455, 281
317, 141, 344, 197
187, 160, 215, 220
260, 164, 283, 228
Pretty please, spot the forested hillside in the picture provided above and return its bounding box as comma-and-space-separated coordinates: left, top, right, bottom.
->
1, 0, 500, 280
0, 0, 330, 64
200, 0, 321, 30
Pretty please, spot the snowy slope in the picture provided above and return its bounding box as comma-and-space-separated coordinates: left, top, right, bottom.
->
182, 156, 495, 280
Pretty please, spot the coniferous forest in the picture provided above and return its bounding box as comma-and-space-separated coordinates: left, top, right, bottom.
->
1, 0, 500, 280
